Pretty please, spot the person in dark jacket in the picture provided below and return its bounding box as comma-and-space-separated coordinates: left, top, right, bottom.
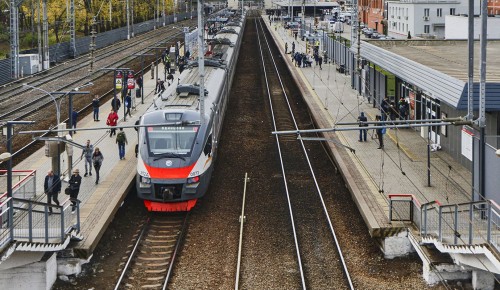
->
44, 170, 61, 214
375, 115, 384, 149
125, 93, 132, 117
92, 95, 100, 121
111, 97, 121, 112
68, 168, 82, 212
358, 112, 368, 142
71, 110, 78, 134
92, 147, 104, 184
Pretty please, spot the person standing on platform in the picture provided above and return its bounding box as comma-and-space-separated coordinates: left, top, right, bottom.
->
116, 128, 128, 160
375, 115, 385, 149
291, 42, 295, 55
44, 170, 61, 214
81, 139, 94, 177
125, 92, 132, 118
358, 112, 368, 142
92, 95, 100, 121
92, 147, 104, 184
71, 109, 78, 134
380, 97, 389, 121
107, 109, 119, 137
151, 62, 155, 79
111, 97, 121, 112
285, 42, 288, 54
68, 168, 82, 213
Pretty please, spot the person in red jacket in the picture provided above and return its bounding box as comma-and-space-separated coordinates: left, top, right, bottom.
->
106, 109, 119, 137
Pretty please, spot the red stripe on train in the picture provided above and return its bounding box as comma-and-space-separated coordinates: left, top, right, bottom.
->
143, 162, 196, 179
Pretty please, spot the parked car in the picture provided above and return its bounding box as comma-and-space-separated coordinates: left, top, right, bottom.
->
371, 32, 380, 39
364, 28, 374, 37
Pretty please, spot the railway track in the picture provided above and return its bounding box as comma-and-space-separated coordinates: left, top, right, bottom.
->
255, 18, 354, 289
0, 20, 196, 122
114, 213, 189, 289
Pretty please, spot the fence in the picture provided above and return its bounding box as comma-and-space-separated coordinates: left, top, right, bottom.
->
389, 194, 500, 253
0, 169, 80, 253
0, 13, 192, 86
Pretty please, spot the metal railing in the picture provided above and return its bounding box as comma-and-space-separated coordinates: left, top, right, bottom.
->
0, 169, 79, 253
0, 170, 36, 201
389, 194, 500, 253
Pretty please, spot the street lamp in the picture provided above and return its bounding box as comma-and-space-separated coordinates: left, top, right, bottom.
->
23, 83, 91, 175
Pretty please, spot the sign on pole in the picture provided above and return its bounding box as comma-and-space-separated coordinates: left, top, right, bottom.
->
127, 71, 135, 89
115, 71, 123, 89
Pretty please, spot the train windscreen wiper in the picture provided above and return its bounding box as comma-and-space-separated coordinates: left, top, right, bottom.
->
153, 152, 186, 161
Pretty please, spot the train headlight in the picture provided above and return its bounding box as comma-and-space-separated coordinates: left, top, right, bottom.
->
140, 176, 151, 188
186, 176, 200, 188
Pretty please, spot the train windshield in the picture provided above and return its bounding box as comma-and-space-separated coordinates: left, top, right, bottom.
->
146, 125, 199, 156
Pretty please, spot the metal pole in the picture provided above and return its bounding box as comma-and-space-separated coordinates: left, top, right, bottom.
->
68, 93, 73, 175
131, 0, 135, 37
42, 0, 49, 70
123, 73, 127, 121
9, 0, 19, 78
141, 56, 144, 104
6, 123, 13, 240
70, 0, 76, 57
113, 70, 118, 111
198, 0, 205, 128
466, 0, 474, 121
126, 0, 130, 39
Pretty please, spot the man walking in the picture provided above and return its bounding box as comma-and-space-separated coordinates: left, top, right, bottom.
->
116, 128, 128, 160
92, 95, 100, 121
125, 92, 132, 117
68, 169, 82, 213
81, 140, 94, 176
44, 170, 61, 214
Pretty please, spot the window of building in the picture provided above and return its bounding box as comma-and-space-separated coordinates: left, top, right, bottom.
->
424, 8, 430, 17
437, 8, 442, 17
424, 25, 430, 33
450, 8, 456, 15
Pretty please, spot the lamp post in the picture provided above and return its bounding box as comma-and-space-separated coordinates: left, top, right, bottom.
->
133, 53, 154, 104
23, 83, 91, 175
3, 121, 35, 240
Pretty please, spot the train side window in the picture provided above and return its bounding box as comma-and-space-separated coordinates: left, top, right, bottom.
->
203, 134, 212, 156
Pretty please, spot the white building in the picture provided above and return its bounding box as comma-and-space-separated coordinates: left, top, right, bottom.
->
387, 0, 479, 39
445, 15, 500, 39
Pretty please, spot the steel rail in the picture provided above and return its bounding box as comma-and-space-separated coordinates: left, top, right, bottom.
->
257, 18, 355, 289
163, 212, 190, 290
0, 31, 184, 121
254, 19, 306, 290
114, 216, 151, 290
234, 172, 249, 290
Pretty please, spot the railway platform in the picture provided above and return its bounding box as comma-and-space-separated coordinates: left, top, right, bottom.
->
0, 61, 173, 288
263, 17, 498, 289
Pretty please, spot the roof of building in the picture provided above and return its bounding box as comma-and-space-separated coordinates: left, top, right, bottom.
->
360, 40, 500, 110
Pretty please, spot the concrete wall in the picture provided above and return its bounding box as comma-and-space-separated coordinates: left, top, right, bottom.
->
0, 252, 56, 290
445, 15, 500, 39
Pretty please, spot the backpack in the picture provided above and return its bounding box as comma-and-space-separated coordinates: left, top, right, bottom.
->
117, 132, 125, 143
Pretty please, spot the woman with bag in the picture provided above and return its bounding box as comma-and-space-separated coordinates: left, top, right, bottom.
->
92, 147, 104, 184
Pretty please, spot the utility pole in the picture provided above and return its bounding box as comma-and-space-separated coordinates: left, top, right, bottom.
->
42, 0, 49, 69
37, 0, 41, 70
198, 0, 205, 128
70, 0, 76, 57
477, 0, 488, 200
301, 0, 305, 38
9, 0, 19, 78
131, 0, 135, 37
89, 16, 97, 73
163, 0, 166, 26
126, 0, 130, 39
